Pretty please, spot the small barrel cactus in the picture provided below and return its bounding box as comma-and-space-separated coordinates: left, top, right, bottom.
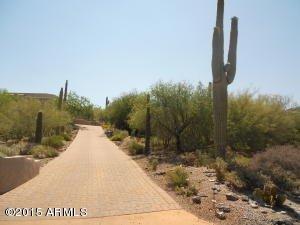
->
211, 0, 238, 158
35, 111, 43, 143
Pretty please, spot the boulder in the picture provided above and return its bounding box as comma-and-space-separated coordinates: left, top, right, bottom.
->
215, 210, 226, 220
226, 192, 239, 201
216, 203, 231, 213
249, 200, 259, 209
192, 196, 201, 204
241, 196, 249, 202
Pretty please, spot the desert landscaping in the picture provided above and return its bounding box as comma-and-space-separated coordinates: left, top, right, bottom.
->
0, 0, 299, 225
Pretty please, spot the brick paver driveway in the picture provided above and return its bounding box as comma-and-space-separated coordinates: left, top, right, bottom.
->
0, 125, 180, 222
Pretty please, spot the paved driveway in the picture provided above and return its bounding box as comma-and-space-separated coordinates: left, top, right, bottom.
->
0, 125, 179, 221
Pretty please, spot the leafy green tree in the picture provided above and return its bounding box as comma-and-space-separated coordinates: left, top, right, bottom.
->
228, 91, 299, 152
65, 91, 94, 120
150, 81, 208, 153
104, 92, 137, 131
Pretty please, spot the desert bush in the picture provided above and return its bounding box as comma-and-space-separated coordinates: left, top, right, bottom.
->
213, 157, 228, 182
42, 135, 65, 148
104, 92, 138, 131
228, 92, 299, 152
186, 185, 198, 197
61, 133, 71, 141
0, 142, 26, 157
253, 182, 286, 207
110, 130, 129, 141
29, 145, 58, 159
0, 92, 71, 140
167, 166, 189, 188
149, 158, 159, 171
225, 171, 246, 189
0, 145, 17, 157
128, 140, 144, 155
250, 145, 300, 191
195, 151, 216, 167
175, 185, 198, 197
174, 186, 186, 195
183, 152, 197, 166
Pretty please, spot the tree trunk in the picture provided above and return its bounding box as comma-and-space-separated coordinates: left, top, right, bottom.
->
175, 134, 183, 153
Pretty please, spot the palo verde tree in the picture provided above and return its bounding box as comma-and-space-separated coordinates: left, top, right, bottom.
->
211, 0, 238, 158
151, 81, 200, 153
65, 91, 95, 120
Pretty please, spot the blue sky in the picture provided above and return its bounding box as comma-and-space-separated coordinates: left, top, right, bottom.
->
0, 0, 299, 107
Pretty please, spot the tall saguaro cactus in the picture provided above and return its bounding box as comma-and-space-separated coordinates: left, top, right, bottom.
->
211, 0, 238, 158
144, 94, 151, 155
63, 80, 68, 102
105, 97, 110, 108
35, 111, 43, 143
58, 87, 64, 110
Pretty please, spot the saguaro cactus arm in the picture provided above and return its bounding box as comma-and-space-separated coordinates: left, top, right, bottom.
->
216, 0, 224, 61
216, 0, 224, 29
226, 17, 238, 84
212, 27, 223, 83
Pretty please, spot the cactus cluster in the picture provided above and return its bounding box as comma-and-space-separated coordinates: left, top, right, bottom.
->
35, 111, 43, 143
144, 94, 151, 155
211, 0, 238, 158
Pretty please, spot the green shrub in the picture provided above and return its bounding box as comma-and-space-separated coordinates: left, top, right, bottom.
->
149, 158, 159, 171
225, 155, 257, 190
29, 145, 58, 159
167, 166, 189, 188
42, 135, 65, 148
128, 140, 144, 155
186, 185, 198, 197
225, 171, 246, 189
104, 92, 138, 130
174, 185, 198, 197
213, 157, 228, 182
0, 144, 23, 157
195, 151, 216, 167
228, 92, 298, 152
183, 152, 197, 166
110, 130, 129, 141
61, 133, 71, 141
253, 182, 286, 208
0, 93, 71, 140
175, 186, 186, 195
